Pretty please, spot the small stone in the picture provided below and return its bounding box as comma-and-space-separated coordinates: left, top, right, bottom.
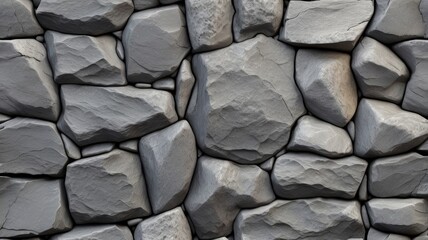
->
358, 175, 368, 201
259, 157, 274, 172
35, 35, 44, 42
133, 0, 159, 10
127, 218, 143, 227
113, 31, 122, 39
116, 40, 124, 60
152, 78, 175, 91
50, 225, 133, 240
135, 83, 152, 88
119, 139, 139, 153
0, 0, 43, 39
175, 59, 195, 118
81, 143, 115, 157
366, 228, 411, 240
347, 121, 355, 141
61, 134, 81, 160
0, 114, 11, 124
362, 205, 370, 229
418, 140, 428, 155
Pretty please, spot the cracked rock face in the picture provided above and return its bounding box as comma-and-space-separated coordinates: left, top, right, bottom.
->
187, 35, 305, 164
0, 0, 43, 39
50, 225, 133, 240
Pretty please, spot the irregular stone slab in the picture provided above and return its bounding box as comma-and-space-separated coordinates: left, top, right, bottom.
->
0, 177, 72, 238
50, 225, 133, 240
280, 0, 374, 51
36, 0, 134, 35
119, 139, 138, 153
81, 143, 115, 157
352, 37, 409, 104
296, 49, 357, 127
354, 99, 428, 158
366, 0, 424, 44
418, 140, 428, 155
58, 85, 177, 146
153, 78, 175, 91
187, 35, 305, 164
287, 115, 353, 158
65, 149, 151, 224
367, 228, 411, 240
0, 118, 68, 176
367, 199, 428, 236
184, 156, 275, 239
123, 5, 190, 83
369, 152, 428, 198
134, 207, 192, 240
139, 120, 197, 214
175, 59, 195, 119
185, 0, 234, 52
44, 31, 126, 86
60, 134, 81, 160
233, 0, 283, 42
272, 153, 367, 199
0, 39, 60, 121
0, 0, 43, 39
393, 40, 428, 117
234, 199, 365, 240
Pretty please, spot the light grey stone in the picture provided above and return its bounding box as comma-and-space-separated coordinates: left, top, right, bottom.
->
415, 230, 428, 240
418, 140, 428, 155
50, 225, 133, 240
362, 205, 370, 229
367, 228, 411, 240
127, 218, 143, 227
45, 31, 126, 86
123, 5, 190, 83
352, 37, 409, 104
36, 35, 44, 42
0, 114, 11, 124
119, 139, 139, 153
280, 0, 374, 51
358, 175, 368, 201
0, 0, 43, 39
116, 40, 124, 60
65, 149, 151, 224
0, 118, 67, 176
133, 0, 159, 10
234, 199, 365, 240
366, 198, 428, 236
0, 39, 60, 121
176, 59, 195, 119
347, 121, 355, 141
81, 143, 115, 157
36, 0, 134, 35
296, 49, 357, 127
271, 153, 367, 199
287, 115, 353, 158
185, 0, 234, 52
58, 85, 177, 146
139, 120, 197, 214
354, 99, 428, 158
0, 177, 72, 238
185, 156, 275, 239
135, 83, 152, 88
275, 149, 286, 157
153, 78, 175, 91
187, 35, 305, 164
60, 134, 81, 160
259, 157, 274, 172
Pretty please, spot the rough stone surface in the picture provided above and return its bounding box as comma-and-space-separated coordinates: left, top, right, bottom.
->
65, 149, 151, 224
152, 78, 175, 91
176, 59, 195, 119
119, 139, 138, 153
133, 0, 158, 10
123, 5, 190, 83
234, 199, 365, 240
81, 143, 115, 157
0, 0, 43, 39
187, 35, 305, 164
296, 49, 357, 127
61, 133, 81, 160
367, 228, 411, 240
50, 225, 133, 240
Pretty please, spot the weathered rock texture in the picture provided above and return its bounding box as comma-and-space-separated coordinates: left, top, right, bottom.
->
0, 0, 43, 39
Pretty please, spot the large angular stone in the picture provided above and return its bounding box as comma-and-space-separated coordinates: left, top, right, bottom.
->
58, 85, 177, 146
50, 225, 133, 240
0, 0, 43, 39
352, 37, 409, 104
287, 115, 353, 158
187, 35, 305, 164
0, 39, 60, 121
184, 156, 275, 239
369, 152, 428, 198
272, 153, 367, 199
296, 49, 357, 127
0, 118, 67, 176
123, 5, 190, 83
367, 228, 411, 240
139, 120, 197, 214
36, 0, 134, 35
0, 177, 72, 238
65, 149, 151, 224
175, 59, 195, 119
354, 99, 428, 158
366, 198, 428, 236
280, 0, 374, 51
185, 0, 234, 52
44, 31, 126, 86
234, 199, 365, 240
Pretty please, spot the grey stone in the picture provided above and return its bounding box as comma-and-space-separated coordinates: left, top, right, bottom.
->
58, 85, 177, 146
354, 99, 428, 158
139, 120, 197, 214
36, 0, 134, 35
185, 0, 234, 52
280, 0, 374, 51
123, 5, 190, 83
116, 40, 124, 60
0, 177, 72, 238
153, 78, 175, 91
0, 114, 11, 124
418, 140, 428, 155
176, 59, 195, 119
135, 83, 152, 88
233, 0, 283, 42
127, 218, 143, 227
366, 198, 428, 236
271, 153, 367, 199
45, 31, 126, 86
367, 228, 410, 240
134, 207, 192, 240
347, 121, 355, 141
36, 35, 44, 42
65, 149, 151, 224
366, 0, 424, 44
234, 199, 365, 240
287, 115, 353, 158
352, 37, 409, 104
296, 49, 357, 127
415, 230, 428, 240
50, 225, 133, 240
362, 205, 370, 229
60, 134, 81, 160
113, 31, 122, 39
422, 0, 428, 38
368, 152, 428, 198
259, 157, 274, 172
0, 0, 43, 39
81, 143, 115, 157
119, 139, 139, 153
133, 0, 159, 10
0, 118, 67, 176
0, 39, 60, 121
187, 35, 305, 164
358, 175, 368, 201
184, 156, 275, 239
